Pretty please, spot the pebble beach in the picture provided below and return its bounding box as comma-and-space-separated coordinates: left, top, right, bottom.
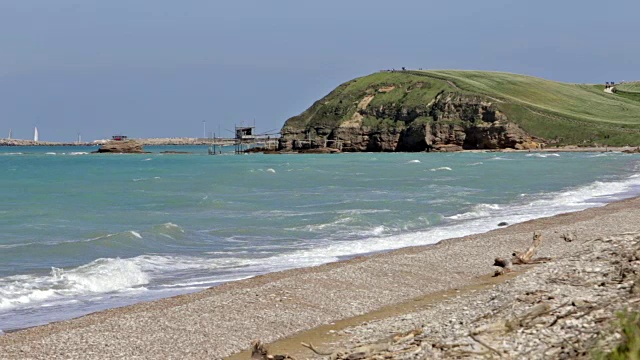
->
1, 196, 640, 359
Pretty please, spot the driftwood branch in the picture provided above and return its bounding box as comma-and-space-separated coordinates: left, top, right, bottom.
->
300, 342, 334, 356
469, 334, 502, 357
251, 340, 295, 360
251, 340, 270, 360
301, 339, 391, 359
494, 232, 555, 276
513, 231, 542, 264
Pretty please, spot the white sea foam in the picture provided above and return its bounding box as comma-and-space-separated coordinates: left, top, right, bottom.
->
259, 173, 640, 271
69, 152, 88, 156
429, 167, 452, 171
0, 254, 259, 313
468, 162, 484, 166
1, 152, 23, 155
162, 223, 184, 232
446, 204, 501, 220
266, 168, 276, 173
407, 160, 421, 164
0, 258, 150, 311
526, 153, 560, 158
143, 158, 152, 161
304, 217, 353, 231
356, 225, 388, 237
0, 242, 34, 249
129, 231, 142, 239
336, 209, 391, 215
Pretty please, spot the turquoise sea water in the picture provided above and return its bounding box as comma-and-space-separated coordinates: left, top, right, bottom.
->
1, 146, 640, 332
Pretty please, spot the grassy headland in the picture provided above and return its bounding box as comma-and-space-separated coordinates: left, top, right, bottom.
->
281, 70, 640, 149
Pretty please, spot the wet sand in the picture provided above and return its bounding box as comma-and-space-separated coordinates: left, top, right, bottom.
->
2, 196, 640, 359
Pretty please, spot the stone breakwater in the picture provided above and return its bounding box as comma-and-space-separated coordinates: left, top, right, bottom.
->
0, 138, 235, 146
0, 139, 94, 146
297, 232, 640, 359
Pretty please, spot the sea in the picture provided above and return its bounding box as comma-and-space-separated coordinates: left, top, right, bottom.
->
1, 146, 640, 333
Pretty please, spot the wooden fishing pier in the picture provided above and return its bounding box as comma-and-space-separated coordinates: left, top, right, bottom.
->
208, 126, 279, 155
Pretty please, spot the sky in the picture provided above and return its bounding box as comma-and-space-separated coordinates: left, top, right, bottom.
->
1, 0, 639, 142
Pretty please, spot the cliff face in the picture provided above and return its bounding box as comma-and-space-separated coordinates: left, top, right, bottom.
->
280, 76, 540, 152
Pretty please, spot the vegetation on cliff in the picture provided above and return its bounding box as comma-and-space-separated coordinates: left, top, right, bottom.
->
280, 70, 640, 151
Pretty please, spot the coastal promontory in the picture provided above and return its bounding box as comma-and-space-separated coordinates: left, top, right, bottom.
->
279, 71, 640, 152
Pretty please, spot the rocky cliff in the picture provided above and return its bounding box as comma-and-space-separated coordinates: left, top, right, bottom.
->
279, 72, 542, 152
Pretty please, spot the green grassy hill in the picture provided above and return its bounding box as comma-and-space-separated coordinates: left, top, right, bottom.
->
617, 81, 640, 93
413, 70, 640, 146
282, 70, 640, 148
614, 82, 640, 103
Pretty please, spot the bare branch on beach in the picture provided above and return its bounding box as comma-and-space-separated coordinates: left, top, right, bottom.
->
251, 340, 296, 360
513, 231, 543, 264
494, 231, 553, 276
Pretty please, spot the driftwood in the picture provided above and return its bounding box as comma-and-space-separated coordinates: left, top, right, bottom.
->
561, 231, 578, 242
513, 232, 542, 264
494, 232, 554, 276
300, 342, 334, 357
301, 341, 390, 360
392, 328, 423, 343
251, 340, 295, 360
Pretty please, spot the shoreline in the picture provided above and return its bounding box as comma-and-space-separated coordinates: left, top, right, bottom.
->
2, 139, 639, 154
2, 196, 640, 358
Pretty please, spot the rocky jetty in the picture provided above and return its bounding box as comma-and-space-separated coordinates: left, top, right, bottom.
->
94, 140, 145, 154
0, 139, 93, 147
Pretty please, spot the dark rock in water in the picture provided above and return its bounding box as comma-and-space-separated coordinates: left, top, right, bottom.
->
94, 141, 145, 154
298, 148, 341, 154
498, 222, 508, 227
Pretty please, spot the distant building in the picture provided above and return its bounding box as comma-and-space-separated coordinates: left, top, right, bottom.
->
235, 126, 255, 140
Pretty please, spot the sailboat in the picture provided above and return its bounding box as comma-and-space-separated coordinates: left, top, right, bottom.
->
33, 127, 39, 142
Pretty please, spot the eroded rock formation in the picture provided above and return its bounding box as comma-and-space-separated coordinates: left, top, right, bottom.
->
280, 90, 542, 152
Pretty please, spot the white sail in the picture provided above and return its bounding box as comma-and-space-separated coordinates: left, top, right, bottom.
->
34, 127, 39, 142
8, 129, 11, 139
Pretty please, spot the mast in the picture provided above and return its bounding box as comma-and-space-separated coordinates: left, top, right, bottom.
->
8, 129, 12, 139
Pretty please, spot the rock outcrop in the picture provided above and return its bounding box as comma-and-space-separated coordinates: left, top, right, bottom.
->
95, 140, 145, 154
279, 73, 543, 152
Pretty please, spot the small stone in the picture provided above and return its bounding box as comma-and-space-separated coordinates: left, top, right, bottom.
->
572, 299, 587, 307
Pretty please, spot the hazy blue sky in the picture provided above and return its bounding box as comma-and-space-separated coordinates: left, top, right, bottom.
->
1, 0, 639, 141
